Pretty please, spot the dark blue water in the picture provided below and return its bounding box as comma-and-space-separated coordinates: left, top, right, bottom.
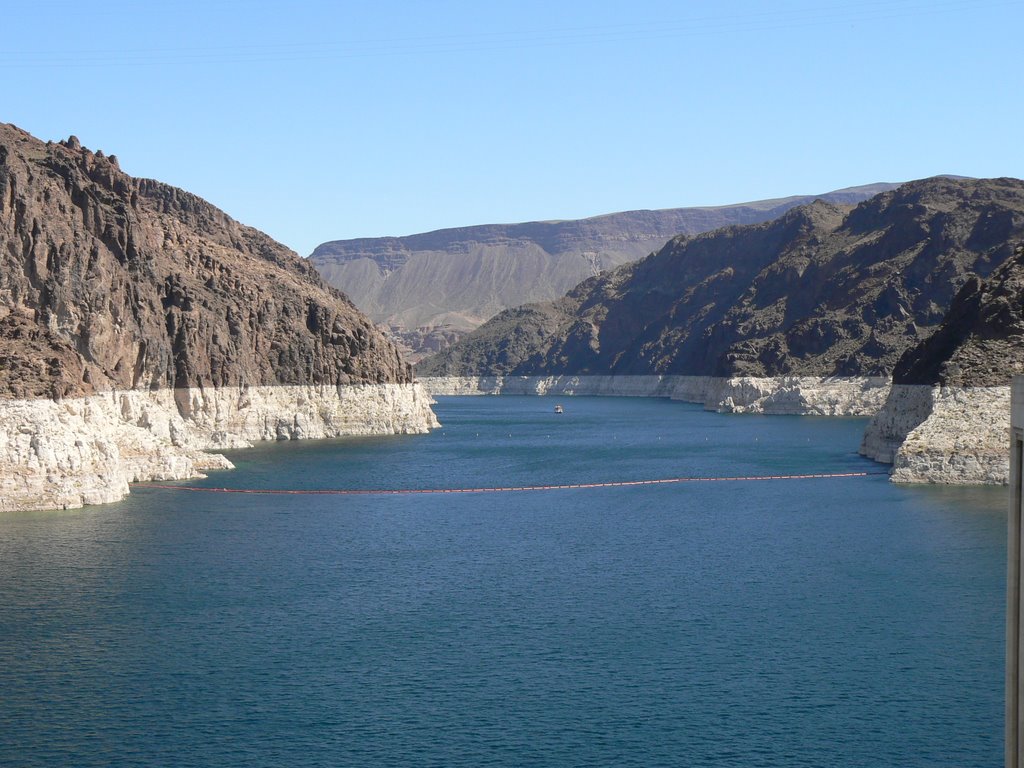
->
0, 396, 1007, 767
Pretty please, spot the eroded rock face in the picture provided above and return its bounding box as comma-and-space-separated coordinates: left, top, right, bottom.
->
861, 385, 1010, 484
0, 123, 438, 511
421, 177, 1024, 381
0, 123, 412, 400
310, 183, 898, 354
858, 243, 1024, 484
0, 384, 439, 511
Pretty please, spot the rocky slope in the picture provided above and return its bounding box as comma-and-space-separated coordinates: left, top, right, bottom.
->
860, 242, 1024, 483
422, 177, 1024, 381
0, 123, 437, 511
892, 242, 1024, 388
310, 183, 895, 354
421, 177, 1024, 484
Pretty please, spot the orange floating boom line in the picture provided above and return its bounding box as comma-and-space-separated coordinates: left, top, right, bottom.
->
135, 470, 888, 496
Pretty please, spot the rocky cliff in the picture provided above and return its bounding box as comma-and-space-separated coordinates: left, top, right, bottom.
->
421, 177, 1024, 484
310, 183, 895, 355
0, 123, 437, 511
421, 177, 1024, 380
892, 242, 1024, 388
860, 242, 1024, 483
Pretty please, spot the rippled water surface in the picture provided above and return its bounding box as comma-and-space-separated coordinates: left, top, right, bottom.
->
0, 396, 1007, 766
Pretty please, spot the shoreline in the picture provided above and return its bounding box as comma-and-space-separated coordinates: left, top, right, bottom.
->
0, 382, 439, 513
4, 373, 1010, 512
421, 375, 1011, 486
420, 374, 891, 416
861, 384, 1010, 485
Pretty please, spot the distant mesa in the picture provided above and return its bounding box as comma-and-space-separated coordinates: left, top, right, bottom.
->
308, 183, 897, 359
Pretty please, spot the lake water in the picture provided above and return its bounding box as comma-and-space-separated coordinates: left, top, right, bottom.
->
0, 396, 1008, 766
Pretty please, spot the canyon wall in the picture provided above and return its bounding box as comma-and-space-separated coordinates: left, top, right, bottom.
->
0, 123, 438, 512
860, 385, 1010, 484
0, 383, 437, 512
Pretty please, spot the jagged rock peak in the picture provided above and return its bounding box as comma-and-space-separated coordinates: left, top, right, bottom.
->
0, 122, 412, 400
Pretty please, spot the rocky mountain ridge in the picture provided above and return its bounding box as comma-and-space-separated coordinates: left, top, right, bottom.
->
421, 177, 1024, 382
309, 183, 896, 348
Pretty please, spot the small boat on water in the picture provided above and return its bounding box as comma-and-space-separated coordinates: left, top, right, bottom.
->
554, 404, 564, 414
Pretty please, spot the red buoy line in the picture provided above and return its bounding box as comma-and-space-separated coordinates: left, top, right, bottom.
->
135, 470, 887, 497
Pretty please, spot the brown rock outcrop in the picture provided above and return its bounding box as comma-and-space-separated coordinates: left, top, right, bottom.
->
893, 243, 1024, 387
310, 183, 897, 357
0, 122, 412, 401
0, 123, 437, 511
421, 177, 1024, 380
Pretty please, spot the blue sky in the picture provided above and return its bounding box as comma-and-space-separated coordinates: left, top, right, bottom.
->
4, 0, 1022, 256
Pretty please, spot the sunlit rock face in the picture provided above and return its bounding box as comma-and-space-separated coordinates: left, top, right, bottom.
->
0, 123, 437, 511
